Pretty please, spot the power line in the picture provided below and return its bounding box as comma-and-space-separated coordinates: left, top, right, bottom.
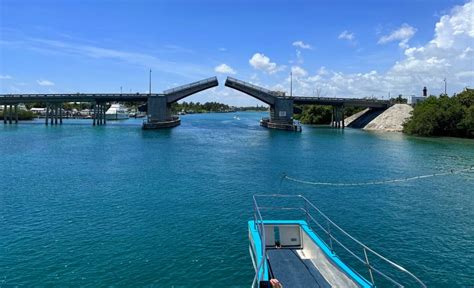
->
282, 167, 473, 187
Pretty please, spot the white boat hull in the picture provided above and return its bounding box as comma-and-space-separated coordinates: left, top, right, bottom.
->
105, 113, 129, 120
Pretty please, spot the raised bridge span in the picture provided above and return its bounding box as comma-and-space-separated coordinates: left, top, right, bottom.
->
0, 77, 218, 129
225, 76, 391, 131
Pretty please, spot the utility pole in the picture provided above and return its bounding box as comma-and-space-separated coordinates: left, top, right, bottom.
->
444, 78, 447, 95
149, 69, 152, 95
290, 71, 293, 97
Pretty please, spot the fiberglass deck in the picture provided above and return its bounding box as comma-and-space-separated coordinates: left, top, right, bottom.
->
267, 249, 331, 288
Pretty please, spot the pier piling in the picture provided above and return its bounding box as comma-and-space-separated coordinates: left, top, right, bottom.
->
45, 104, 49, 125
59, 103, 63, 124
8, 105, 12, 124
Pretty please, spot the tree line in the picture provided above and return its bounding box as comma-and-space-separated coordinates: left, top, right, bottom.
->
403, 89, 473, 138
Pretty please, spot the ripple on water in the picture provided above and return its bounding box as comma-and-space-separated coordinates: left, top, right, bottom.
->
0, 114, 473, 287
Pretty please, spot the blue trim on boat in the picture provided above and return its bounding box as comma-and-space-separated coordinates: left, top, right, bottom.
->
248, 221, 269, 281
249, 220, 373, 287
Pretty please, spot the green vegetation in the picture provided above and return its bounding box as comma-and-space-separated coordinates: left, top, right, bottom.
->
0, 110, 35, 120
390, 95, 408, 104
234, 105, 267, 112
170, 101, 233, 113
403, 89, 473, 138
294, 105, 363, 124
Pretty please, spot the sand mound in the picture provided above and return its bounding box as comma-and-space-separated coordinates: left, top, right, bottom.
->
363, 104, 413, 132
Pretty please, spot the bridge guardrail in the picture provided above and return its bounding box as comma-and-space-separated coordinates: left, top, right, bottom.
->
163, 77, 218, 95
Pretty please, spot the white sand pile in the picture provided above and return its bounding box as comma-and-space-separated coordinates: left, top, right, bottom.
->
363, 104, 413, 132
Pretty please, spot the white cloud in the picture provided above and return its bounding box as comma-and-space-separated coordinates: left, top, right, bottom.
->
291, 66, 307, 77
378, 24, 417, 48
338, 30, 355, 41
214, 63, 236, 74
292, 41, 312, 49
218, 47, 227, 52
37, 79, 55, 86
0, 75, 12, 79
249, 53, 284, 74
273, 1, 473, 98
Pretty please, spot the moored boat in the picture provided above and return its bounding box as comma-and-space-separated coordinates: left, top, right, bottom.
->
249, 194, 426, 288
106, 103, 129, 120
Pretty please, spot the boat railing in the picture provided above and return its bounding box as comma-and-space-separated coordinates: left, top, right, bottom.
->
251, 194, 267, 288
252, 194, 426, 288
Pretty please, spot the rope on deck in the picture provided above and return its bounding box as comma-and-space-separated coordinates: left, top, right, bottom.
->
282, 166, 473, 187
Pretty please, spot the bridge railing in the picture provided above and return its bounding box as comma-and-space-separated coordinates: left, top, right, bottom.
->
163, 77, 218, 95
226, 77, 275, 95
290, 96, 390, 103
253, 194, 426, 288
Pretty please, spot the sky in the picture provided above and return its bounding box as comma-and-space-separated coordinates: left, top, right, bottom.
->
0, 0, 473, 106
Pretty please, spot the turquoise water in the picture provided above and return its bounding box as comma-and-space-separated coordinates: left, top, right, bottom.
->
1, 112, 473, 287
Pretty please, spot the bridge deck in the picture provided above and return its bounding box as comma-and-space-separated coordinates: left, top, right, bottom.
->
291, 96, 390, 108
0, 93, 155, 104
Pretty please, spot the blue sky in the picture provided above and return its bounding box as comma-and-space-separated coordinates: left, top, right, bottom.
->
1, 0, 473, 106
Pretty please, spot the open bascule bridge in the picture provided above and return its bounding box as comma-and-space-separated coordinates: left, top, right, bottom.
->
0, 75, 391, 131
225, 77, 391, 131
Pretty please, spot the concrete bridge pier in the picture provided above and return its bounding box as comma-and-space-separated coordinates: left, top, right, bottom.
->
225, 77, 301, 131
102, 103, 106, 125
93, 102, 106, 126
93, 102, 97, 126
8, 105, 12, 124
3, 104, 6, 124
59, 103, 63, 125
143, 77, 218, 129
50, 104, 54, 125
15, 104, 18, 124
45, 104, 49, 125
331, 106, 345, 129
54, 105, 58, 125
263, 98, 299, 130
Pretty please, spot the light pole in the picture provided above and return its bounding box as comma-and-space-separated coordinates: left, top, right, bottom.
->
443, 78, 447, 95
149, 69, 152, 95
290, 71, 293, 96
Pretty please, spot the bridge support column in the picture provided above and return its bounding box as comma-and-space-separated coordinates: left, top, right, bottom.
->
50, 104, 53, 125
331, 106, 334, 127
342, 105, 345, 129
260, 98, 300, 131
93, 103, 96, 126
100, 104, 104, 125
103, 103, 106, 125
97, 103, 102, 126
8, 105, 12, 124
97, 104, 101, 125
54, 105, 58, 125
45, 104, 49, 125
3, 104, 6, 124
143, 96, 180, 129
14, 104, 18, 124
59, 103, 63, 125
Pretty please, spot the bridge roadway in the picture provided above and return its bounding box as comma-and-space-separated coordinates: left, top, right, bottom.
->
0, 76, 218, 128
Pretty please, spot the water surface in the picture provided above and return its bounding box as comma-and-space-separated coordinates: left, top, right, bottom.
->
1, 112, 473, 287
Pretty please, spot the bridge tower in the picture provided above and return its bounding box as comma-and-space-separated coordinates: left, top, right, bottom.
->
225, 77, 300, 131
143, 77, 218, 129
